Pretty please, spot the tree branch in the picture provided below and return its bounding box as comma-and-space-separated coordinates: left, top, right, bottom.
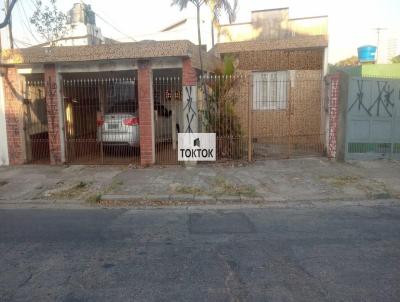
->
0, 0, 17, 29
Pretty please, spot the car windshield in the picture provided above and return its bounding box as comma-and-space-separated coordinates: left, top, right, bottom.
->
106, 82, 138, 114
106, 102, 137, 114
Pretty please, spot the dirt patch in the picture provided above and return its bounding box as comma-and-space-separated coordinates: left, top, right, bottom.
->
170, 176, 258, 198
45, 181, 92, 199
321, 175, 392, 199
85, 179, 124, 204
212, 176, 257, 197
321, 175, 361, 188
0, 180, 8, 187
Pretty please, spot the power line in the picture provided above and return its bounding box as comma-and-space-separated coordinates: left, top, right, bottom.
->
13, 37, 33, 47
17, 1, 41, 43
94, 13, 137, 42
79, 0, 136, 42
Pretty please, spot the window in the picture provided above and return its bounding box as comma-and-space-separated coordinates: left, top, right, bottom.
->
253, 71, 289, 110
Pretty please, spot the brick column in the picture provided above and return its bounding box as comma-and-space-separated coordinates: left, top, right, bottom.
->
138, 60, 155, 166
44, 64, 62, 164
182, 58, 198, 133
4, 67, 25, 165
327, 74, 340, 159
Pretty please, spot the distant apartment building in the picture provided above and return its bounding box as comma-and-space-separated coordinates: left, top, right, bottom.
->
377, 31, 400, 64
38, 3, 116, 47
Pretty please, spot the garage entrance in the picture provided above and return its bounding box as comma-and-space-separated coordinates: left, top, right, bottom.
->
153, 69, 182, 165
23, 78, 50, 164
62, 72, 139, 164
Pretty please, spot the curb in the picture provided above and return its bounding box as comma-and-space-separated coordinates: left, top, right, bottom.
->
99, 194, 400, 209
1, 197, 399, 210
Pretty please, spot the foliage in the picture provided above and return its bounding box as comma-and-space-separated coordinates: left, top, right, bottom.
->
30, 0, 67, 44
200, 70, 244, 159
335, 56, 359, 67
223, 55, 235, 75
171, 0, 237, 75
391, 55, 400, 63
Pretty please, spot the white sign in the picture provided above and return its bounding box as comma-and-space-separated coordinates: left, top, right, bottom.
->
178, 133, 216, 161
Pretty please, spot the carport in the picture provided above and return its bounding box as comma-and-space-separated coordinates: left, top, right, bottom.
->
2, 40, 217, 166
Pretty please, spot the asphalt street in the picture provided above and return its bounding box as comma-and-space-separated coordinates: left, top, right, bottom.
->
1, 203, 400, 301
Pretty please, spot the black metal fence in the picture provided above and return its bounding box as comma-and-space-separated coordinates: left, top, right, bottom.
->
62, 77, 139, 165
23, 80, 49, 163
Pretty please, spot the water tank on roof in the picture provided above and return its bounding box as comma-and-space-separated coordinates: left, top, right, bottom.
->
358, 45, 377, 63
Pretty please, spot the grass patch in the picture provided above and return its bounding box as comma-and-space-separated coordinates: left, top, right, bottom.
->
212, 176, 257, 197
86, 193, 102, 204
49, 181, 91, 199
171, 176, 258, 197
84, 179, 123, 204
106, 179, 123, 193
174, 185, 204, 195
321, 175, 360, 187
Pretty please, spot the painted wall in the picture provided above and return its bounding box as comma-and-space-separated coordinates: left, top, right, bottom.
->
340, 64, 400, 79
218, 8, 327, 43
0, 75, 10, 165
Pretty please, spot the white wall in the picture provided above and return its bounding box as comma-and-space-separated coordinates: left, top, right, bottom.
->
0, 75, 9, 165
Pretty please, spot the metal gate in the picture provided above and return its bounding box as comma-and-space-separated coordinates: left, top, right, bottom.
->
198, 75, 248, 162
153, 76, 181, 164
251, 71, 324, 159
154, 73, 324, 164
23, 80, 50, 163
345, 77, 400, 160
63, 77, 139, 165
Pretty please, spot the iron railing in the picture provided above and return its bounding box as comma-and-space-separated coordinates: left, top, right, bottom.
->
62, 77, 139, 165
24, 80, 49, 163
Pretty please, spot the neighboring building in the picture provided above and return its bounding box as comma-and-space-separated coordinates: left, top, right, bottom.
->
36, 3, 117, 47
377, 30, 400, 64
212, 8, 329, 155
337, 63, 400, 79
140, 17, 212, 48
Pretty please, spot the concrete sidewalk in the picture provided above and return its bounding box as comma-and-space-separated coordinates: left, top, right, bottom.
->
0, 158, 400, 207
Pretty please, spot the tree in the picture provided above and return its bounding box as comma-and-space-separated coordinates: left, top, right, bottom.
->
0, 0, 17, 29
30, 0, 67, 44
335, 56, 359, 67
391, 55, 400, 63
209, 0, 237, 47
171, 0, 237, 75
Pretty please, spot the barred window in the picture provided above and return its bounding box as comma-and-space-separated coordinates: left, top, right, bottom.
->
253, 71, 289, 110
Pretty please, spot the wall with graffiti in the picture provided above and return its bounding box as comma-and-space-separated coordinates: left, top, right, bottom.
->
346, 77, 400, 159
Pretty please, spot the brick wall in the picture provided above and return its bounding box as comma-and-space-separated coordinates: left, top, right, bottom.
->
327, 74, 340, 159
182, 58, 197, 86
232, 70, 323, 147
226, 48, 324, 71
4, 67, 25, 165
44, 64, 62, 164
138, 60, 154, 166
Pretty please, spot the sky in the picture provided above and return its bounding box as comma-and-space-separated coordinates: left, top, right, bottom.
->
2, 0, 400, 63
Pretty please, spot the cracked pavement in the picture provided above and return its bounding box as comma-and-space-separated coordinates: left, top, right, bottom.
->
1, 203, 400, 301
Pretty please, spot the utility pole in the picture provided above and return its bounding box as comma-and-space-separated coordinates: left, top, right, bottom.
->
5, 0, 13, 49
373, 27, 387, 63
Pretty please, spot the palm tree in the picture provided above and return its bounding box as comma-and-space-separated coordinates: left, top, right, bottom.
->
171, 0, 237, 75
209, 0, 237, 47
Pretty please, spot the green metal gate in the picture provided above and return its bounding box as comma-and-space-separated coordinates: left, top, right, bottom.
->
345, 77, 400, 160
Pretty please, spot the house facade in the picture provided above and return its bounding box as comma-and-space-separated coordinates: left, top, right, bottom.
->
0, 7, 330, 165
0, 40, 218, 165
213, 8, 329, 158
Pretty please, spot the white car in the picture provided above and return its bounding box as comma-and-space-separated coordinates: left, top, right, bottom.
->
97, 103, 173, 147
